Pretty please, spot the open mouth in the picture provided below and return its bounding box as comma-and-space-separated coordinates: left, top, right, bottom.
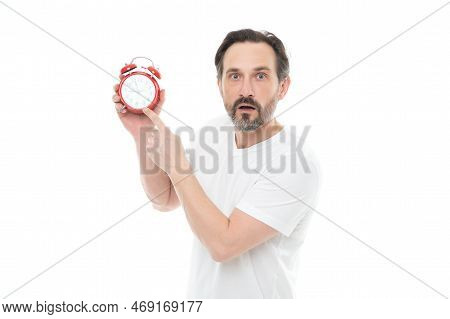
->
238, 104, 256, 110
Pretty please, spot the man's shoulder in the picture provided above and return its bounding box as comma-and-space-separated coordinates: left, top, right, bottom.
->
265, 125, 322, 190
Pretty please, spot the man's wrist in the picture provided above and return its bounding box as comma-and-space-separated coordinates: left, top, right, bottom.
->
168, 157, 194, 184
132, 124, 158, 145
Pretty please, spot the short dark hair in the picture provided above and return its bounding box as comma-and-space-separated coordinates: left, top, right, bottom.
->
214, 29, 289, 81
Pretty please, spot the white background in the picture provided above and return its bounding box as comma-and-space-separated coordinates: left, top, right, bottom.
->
0, 0, 449, 317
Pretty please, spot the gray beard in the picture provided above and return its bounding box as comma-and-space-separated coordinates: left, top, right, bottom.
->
227, 98, 277, 132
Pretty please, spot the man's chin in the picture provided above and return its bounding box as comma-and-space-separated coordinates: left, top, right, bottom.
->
236, 126, 259, 132
231, 117, 264, 132
234, 109, 258, 119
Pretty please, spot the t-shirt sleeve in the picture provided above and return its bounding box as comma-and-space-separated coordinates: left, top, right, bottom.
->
235, 153, 321, 237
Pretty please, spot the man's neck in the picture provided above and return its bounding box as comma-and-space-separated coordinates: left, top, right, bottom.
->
234, 118, 284, 149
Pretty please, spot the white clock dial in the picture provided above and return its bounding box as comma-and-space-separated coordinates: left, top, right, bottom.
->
121, 74, 156, 109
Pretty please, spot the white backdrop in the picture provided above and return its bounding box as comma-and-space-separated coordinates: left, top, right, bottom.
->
0, 0, 449, 317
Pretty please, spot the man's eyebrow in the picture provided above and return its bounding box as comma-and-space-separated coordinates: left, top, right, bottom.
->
225, 66, 271, 73
253, 66, 271, 71
225, 68, 240, 74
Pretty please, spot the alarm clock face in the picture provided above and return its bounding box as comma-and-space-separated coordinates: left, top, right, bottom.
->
120, 74, 156, 110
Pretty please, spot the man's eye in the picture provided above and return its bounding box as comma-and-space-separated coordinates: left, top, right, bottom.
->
256, 73, 267, 80
230, 73, 240, 80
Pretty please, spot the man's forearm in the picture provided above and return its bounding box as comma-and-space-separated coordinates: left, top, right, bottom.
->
169, 163, 230, 261
135, 137, 173, 207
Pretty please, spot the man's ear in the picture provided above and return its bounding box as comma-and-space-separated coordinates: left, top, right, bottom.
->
277, 76, 291, 100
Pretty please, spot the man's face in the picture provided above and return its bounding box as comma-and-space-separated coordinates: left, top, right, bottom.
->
218, 41, 290, 131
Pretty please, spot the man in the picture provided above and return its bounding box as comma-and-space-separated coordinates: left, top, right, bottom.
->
112, 29, 321, 298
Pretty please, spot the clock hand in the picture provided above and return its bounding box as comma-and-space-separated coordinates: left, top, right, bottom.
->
132, 77, 140, 93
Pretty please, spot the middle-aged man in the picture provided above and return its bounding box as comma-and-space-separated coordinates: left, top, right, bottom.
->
112, 29, 321, 298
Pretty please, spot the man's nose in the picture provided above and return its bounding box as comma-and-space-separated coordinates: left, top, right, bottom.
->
239, 77, 254, 97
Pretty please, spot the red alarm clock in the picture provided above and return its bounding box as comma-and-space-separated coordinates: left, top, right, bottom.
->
118, 57, 162, 114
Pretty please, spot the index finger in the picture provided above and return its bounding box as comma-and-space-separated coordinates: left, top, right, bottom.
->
142, 107, 164, 130
153, 89, 165, 115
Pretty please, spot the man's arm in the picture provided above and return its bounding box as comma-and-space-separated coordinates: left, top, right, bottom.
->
112, 83, 179, 212
221, 207, 279, 262
135, 137, 180, 211
169, 167, 279, 262
140, 107, 278, 261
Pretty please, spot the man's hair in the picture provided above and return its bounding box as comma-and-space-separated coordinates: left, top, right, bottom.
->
214, 29, 289, 82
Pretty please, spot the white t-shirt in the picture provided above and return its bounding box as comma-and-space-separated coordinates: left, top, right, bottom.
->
184, 115, 321, 299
